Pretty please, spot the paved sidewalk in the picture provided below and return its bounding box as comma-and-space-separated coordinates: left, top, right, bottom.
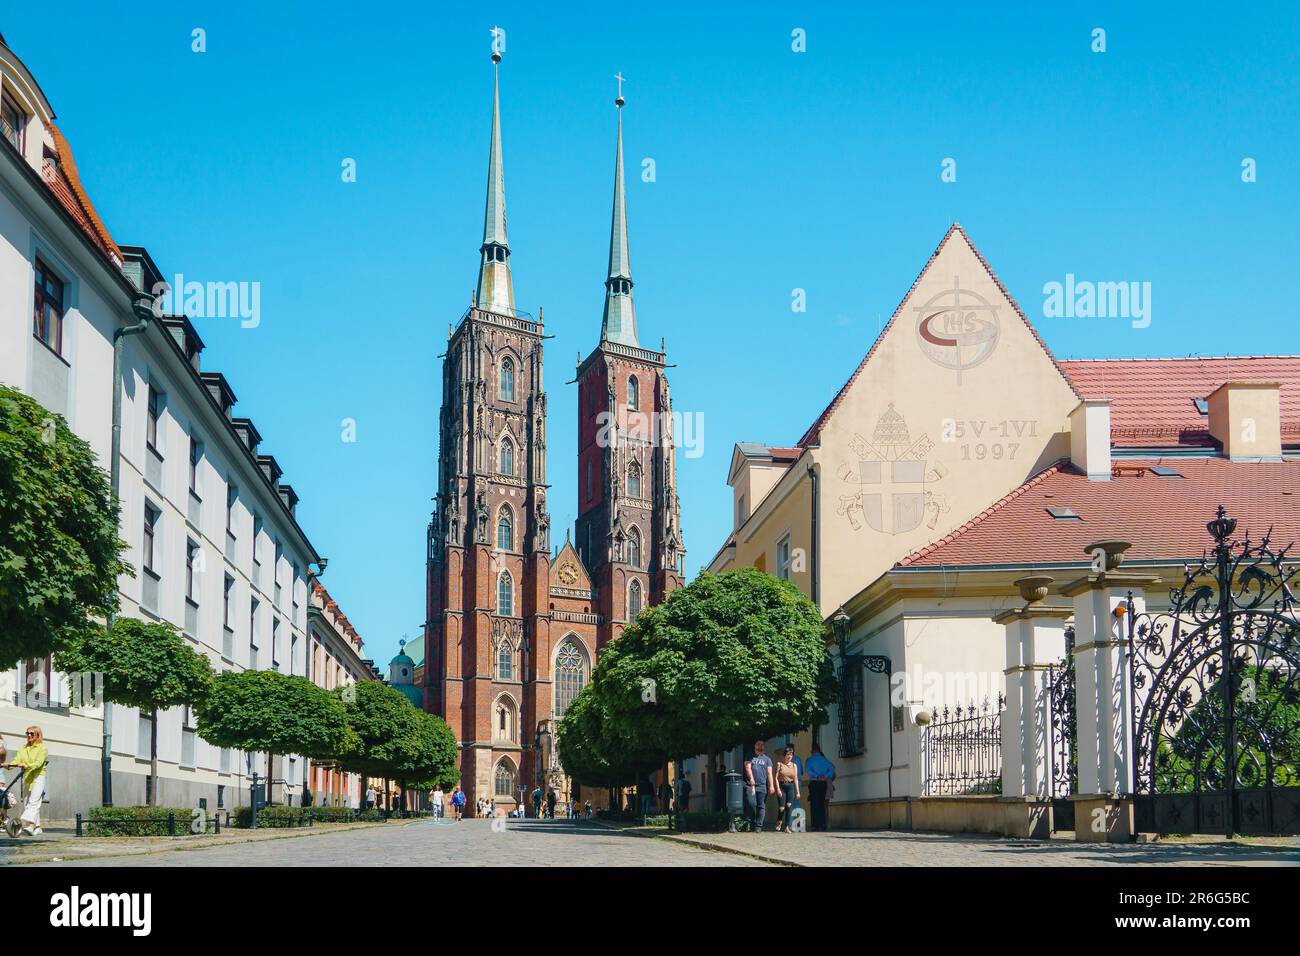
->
618, 825, 1300, 867
0, 818, 390, 865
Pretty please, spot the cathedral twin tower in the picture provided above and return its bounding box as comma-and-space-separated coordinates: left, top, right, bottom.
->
425, 51, 685, 806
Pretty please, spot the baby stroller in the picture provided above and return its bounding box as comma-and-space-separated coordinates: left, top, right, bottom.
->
0, 772, 25, 838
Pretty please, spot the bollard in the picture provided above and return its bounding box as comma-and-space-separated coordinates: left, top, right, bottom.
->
167, 812, 176, 836
75, 813, 83, 838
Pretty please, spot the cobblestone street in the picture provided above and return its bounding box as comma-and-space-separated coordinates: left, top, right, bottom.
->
34, 819, 768, 867
26, 818, 1300, 867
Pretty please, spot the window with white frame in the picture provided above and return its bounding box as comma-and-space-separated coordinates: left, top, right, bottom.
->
146, 385, 162, 453
497, 505, 513, 551
143, 504, 160, 575
2, 89, 27, 154
776, 534, 792, 580
32, 258, 64, 354
497, 571, 513, 617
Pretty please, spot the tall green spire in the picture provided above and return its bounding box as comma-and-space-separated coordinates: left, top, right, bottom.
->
600, 78, 638, 347
476, 48, 515, 315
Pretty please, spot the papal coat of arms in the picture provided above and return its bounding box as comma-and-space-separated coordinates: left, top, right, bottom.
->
836, 404, 949, 535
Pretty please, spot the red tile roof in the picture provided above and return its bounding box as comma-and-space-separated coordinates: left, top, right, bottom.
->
41, 124, 121, 268
796, 224, 1078, 448
1059, 356, 1300, 447
900, 457, 1300, 568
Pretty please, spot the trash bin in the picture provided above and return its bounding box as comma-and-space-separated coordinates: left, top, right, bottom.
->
724, 772, 744, 832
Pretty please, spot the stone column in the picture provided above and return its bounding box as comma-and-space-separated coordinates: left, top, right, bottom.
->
994, 578, 1071, 799
1061, 541, 1159, 841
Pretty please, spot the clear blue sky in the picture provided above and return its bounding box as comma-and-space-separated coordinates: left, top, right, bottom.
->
10, 3, 1299, 665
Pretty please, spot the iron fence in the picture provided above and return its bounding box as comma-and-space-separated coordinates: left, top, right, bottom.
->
922, 697, 1004, 795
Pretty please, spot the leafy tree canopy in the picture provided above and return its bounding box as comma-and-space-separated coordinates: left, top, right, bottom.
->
197, 670, 353, 760
54, 617, 213, 712
0, 385, 131, 669
335, 680, 456, 786
593, 568, 836, 760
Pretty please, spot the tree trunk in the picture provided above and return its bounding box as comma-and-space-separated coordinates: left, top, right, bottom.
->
148, 707, 159, 807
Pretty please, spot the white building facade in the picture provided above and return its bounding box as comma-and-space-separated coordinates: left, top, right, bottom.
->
0, 33, 321, 818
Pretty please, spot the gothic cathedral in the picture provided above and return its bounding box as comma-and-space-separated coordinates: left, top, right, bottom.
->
424, 52, 685, 809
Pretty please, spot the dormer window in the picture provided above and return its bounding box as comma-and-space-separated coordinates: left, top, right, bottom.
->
2, 90, 26, 155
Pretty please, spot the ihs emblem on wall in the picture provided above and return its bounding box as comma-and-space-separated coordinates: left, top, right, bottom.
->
836, 404, 950, 535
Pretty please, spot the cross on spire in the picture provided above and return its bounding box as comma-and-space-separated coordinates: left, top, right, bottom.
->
614, 72, 625, 106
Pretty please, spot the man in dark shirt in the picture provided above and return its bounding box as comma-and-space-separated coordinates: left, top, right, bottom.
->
744, 740, 776, 832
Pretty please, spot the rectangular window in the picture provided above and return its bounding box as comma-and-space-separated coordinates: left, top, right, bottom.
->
189, 437, 202, 495
223, 575, 234, 628
737, 494, 748, 527
186, 539, 199, 602
143, 504, 160, 573
181, 706, 196, 768
2, 89, 26, 154
146, 386, 162, 452
272, 618, 280, 670
137, 711, 153, 760
776, 534, 792, 581
32, 258, 65, 354
226, 484, 237, 534
250, 598, 260, 669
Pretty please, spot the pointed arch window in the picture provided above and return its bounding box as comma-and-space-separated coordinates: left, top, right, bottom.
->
628, 527, 642, 569
554, 639, 588, 718
500, 358, 515, 401
494, 759, 516, 798
498, 571, 514, 617
494, 696, 517, 740
497, 506, 514, 551
499, 437, 514, 476
628, 461, 642, 499
628, 375, 639, 411
628, 579, 643, 624
497, 641, 514, 681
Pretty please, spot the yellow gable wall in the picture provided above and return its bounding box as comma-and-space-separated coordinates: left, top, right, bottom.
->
815, 229, 1078, 613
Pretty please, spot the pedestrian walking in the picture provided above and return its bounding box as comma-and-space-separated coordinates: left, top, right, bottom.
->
5, 726, 47, 836
431, 785, 444, 820
545, 788, 557, 819
451, 785, 466, 820
674, 773, 692, 815
805, 746, 836, 831
531, 786, 543, 818
744, 739, 775, 833
774, 745, 801, 833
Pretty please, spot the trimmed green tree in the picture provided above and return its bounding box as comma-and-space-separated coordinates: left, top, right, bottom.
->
335, 681, 459, 806
196, 670, 354, 804
595, 568, 836, 764
0, 385, 131, 670
556, 685, 644, 793
55, 617, 213, 805
400, 709, 460, 790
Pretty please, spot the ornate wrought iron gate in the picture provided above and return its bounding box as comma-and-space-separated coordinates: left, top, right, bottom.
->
1046, 626, 1077, 831
1128, 508, 1300, 837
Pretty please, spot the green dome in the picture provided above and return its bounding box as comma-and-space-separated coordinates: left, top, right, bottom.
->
395, 683, 423, 707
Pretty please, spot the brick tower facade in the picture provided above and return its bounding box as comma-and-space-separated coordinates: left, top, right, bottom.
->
574, 90, 685, 646
425, 60, 680, 810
